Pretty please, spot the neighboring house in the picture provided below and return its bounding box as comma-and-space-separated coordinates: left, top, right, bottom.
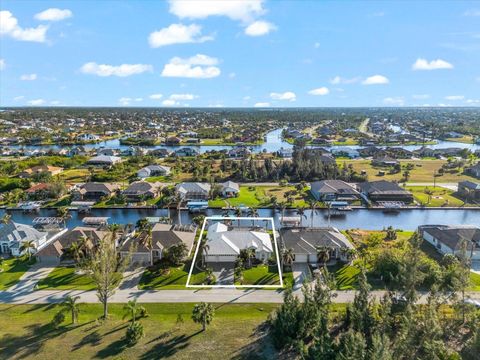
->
77, 133, 100, 142
73, 182, 119, 201
204, 222, 273, 263
331, 148, 360, 159
280, 227, 354, 264
419, 225, 480, 261
220, 181, 240, 198
96, 148, 118, 156
26, 183, 55, 200
277, 147, 294, 158
137, 165, 171, 178
310, 180, 360, 202
149, 148, 171, 158
35, 226, 110, 264
466, 163, 480, 179
85, 155, 122, 167
0, 221, 49, 256
228, 147, 252, 158
174, 148, 199, 157
165, 136, 181, 145
122, 181, 162, 202
458, 181, 480, 201
18, 165, 63, 178
358, 180, 413, 203
175, 182, 211, 200
372, 156, 399, 167
120, 223, 196, 265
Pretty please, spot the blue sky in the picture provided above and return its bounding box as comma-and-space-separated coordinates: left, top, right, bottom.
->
1, 0, 479, 107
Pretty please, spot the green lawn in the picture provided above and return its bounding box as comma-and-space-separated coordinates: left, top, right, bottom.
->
36, 266, 95, 291
0, 257, 35, 290
209, 185, 308, 208
328, 262, 361, 290
139, 263, 208, 290
469, 272, 480, 291
239, 265, 283, 286
0, 303, 282, 360
406, 186, 464, 207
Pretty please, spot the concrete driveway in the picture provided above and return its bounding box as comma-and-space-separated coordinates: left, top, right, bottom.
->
8, 263, 55, 293
291, 263, 311, 290
208, 262, 235, 285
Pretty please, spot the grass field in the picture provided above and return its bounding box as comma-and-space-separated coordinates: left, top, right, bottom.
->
138, 264, 208, 290
209, 185, 308, 208
0, 257, 35, 290
36, 266, 95, 291
337, 159, 477, 183
0, 303, 282, 360
240, 265, 283, 286
57, 169, 90, 183
405, 186, 464, 207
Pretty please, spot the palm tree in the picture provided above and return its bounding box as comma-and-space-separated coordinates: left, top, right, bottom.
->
205, 267, 214, 284
56, 207, 71, 227
61, 295, 81, 324
281, 248, 295, 269
247, 207, 259, 226
192, 302, 215, 331
278, 201, 287, 220
241, 248, 255, 268
175, 194, 183, 226
234, 207, 242, 227
199, 240, 210, 268
316, 246, 331, 265
0, 213, 11, 225
143, 227, 153, 266
108, 223, 120, 238
307, 199, 319, 228
296, 206, 307, 226
123, 299, 145, 325
20, 240, 36, 260
69, 242, 82, 262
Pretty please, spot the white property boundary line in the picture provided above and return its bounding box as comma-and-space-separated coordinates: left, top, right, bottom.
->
186, 216, 284, 289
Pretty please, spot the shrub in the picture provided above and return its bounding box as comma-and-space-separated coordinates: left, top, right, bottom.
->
126, 322, 144, 346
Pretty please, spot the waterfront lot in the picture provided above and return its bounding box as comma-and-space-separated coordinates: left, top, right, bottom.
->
405, 186, 465, 207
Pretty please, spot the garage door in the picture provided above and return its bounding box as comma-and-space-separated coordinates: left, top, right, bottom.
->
295, 254, 308, 263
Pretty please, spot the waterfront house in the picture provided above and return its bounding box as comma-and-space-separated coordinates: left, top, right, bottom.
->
277, 147, 294, 158
73, 182, 119, 201
358, 180, 413, 203
137, 165, 171, 178
310, 180, 360, 202
458, 181, 480, 201
174, 148, 199, 157
175, 182, 211, 201
76, 133, 100, 142
85, 155, 122, 167
26, 183, 55, 200
204, 222, 273, 263
120, 223, 196, 265
419, 225, 480, 261
228, 147, 252, 159
96, 148, 118, 156
18, 165, 63, 179
280, 227, 354, 264
465, 163, 480, 179
0, 221, 48, 256
165, 136, 181, 145
372, 156, 399, 167
219, 181, 240, 198
122, 181, 162, 202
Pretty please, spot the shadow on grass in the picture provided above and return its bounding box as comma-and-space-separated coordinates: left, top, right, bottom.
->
139, 330, 202, 360
231, 322, 277, 360
95, 338, 128, 359
72, 330, 102, 351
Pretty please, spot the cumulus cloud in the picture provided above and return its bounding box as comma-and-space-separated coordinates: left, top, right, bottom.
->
149, 93, 163, 100
168, 0, 265, 23
118, 97, 143, 106
162, 99, 177, 106
80, 62, 153, 77
161, 54, 220, 78
0, 59, 5, 70
13, 96, 25, 101
254, 102, 270, 107
362, 75, 389, 85
34, 8, 72, 21
465, 99, 480, 104
412, 58, 453, 70
28, 99, 45, 106
445, 95, 464, 101
0, 10, 48, 42
170, 93, 198, 100
308, 87, 330, 96
330, 76, 361, 84
270, 91, 296, 101
148, 23, 213, 48
244, 20, 276, 36
383, 97, 405, 106
20, 73, 37, 81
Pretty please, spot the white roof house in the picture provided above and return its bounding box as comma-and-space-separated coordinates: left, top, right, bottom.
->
204, 222, 273, 262
137, 165, 171, 178
0, 222, 47, 256
86, 155, 122, 166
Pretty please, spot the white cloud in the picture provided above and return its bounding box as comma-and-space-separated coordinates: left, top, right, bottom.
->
161, 54, 221, 78
445, 95, 464, 101
80, 62, 153, 77
465, 99, 480, 104
412, 94, 430, 100
464, 9, 480, 16
383, 97, 404, 106
308, 87, 330, 96
118, 97, 143, 106
254, 102, 270, 107
244, 20, 276, 36
148, 23, 213, 48
170, 93, 198, 100
0, 59, 5, 70
149, 93, 163, 100
412, 58, 453, 70
50, 100, 61, 105
228, 72, 236, 78
270, 91, 296, 101
27, 99, 45, 106
243, 96, 251, 101
168, 0, 265, 23
362, 75, 389, 85
13, 96, 24, 101
0, 10, 48, 42
20, 73, 37, 81
330, 76, 361, 84
162, 99, 178, 106
34, 8, 72, 21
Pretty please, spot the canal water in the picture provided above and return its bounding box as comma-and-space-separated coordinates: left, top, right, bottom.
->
2, 208, 478, 231
7, 128, 480, 154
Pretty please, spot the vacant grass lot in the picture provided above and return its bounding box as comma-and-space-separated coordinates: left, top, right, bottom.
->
0, 257, 35, 290
36, 266, 95, 291
0, 303, 282, 360
138, 264, 208, 290
405, 186, 464, 207
209, 185, 308, 208
338, 159, 477, 183
57, 169, 90, 183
